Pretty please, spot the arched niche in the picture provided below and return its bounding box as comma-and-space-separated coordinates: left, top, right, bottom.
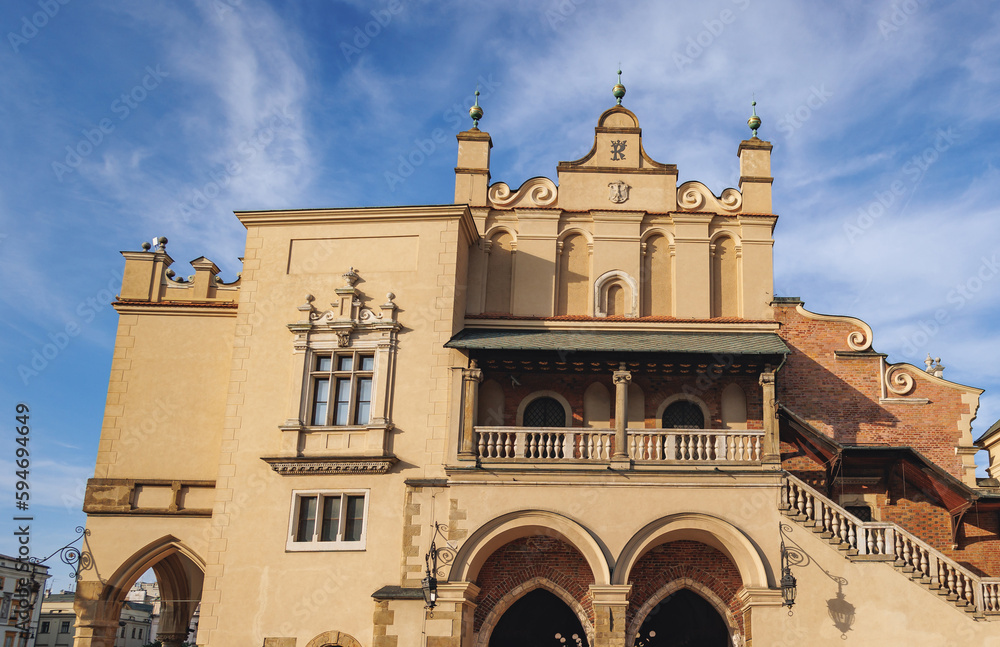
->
641, 232, 673, 317
721, 383, 748, 430
478, 580, 594, 647
485, 230, 515, 314
478, 379, 505, 427
627, 383, 645, 427
556, 232, 591, 316
710, 234, 739, 318
583, 382, 610, 428
593, 270, 638, 318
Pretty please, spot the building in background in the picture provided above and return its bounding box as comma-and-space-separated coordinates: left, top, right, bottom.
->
72, 83, 1000, 646
0, 555, 49, 647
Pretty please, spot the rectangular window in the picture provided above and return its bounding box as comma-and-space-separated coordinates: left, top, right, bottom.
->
60, 621, 70, 633
40, 622, 49, 634
309, 352, 376, 426
288, 490, 369, 551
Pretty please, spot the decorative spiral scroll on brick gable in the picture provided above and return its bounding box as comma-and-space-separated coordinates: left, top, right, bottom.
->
793, 305, 874, 352
884, 365, 916, 395
488, 177, 558, 208
677, 181, 742, 212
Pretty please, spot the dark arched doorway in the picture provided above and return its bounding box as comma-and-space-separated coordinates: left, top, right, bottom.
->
634, 589, 729, 647
489, 589, 589, 647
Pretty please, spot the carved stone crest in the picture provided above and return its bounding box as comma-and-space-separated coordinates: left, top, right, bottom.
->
608, 180, 630, 204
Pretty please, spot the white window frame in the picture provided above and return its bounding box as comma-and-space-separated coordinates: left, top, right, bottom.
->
286, 489, 370, 552
306, 349, 378, 427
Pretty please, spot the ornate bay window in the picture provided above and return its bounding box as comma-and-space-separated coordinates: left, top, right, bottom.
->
265, 268, 400, 476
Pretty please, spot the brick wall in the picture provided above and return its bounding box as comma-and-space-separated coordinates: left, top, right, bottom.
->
625, 540, 744, 637
774, 305, 974, 479
780, 440, 827, 488
473, 536, 596, 631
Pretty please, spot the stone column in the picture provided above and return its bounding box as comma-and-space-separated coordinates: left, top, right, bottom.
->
459, 361, 483, 459
611, 364, 631, 468
760, 370, 780, 466
590, 585, 631, 647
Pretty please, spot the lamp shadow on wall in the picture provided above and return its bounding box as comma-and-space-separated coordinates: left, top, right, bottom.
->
780, 523, 857, 638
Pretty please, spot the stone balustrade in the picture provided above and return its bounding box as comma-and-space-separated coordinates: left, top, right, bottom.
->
475, 427, 763, 464
782, 473, 1000, 617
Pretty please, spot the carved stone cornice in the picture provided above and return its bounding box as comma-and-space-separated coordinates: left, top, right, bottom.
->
261, 456, 398, 475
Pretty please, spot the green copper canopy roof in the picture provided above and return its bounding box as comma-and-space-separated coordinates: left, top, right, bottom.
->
445, 329, 789, 355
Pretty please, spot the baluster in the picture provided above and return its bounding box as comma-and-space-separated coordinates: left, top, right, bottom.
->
876, 528, 885, 554
804, 491, 814, 520
839, 513, 849, 544
831, 510, 841, 540
487, 433, 496, 458
655, 434, 663, 460
863, 527, 873, 555
947, 565, 956, 595
503, 433, 512, 458
793, 484, 804, 516
477, 433, 486, 458
629, 434, 637, 459
933, 558, 943, 590
737, 435, 745, 461
919, 548, 928, 577
847, 522, 856, 549
824, 503, 833, 534
955, 571, 966, 603
989, 584, 998, 612
964, 576, 975, 606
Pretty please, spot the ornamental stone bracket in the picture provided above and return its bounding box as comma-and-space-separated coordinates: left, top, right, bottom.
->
261, 455, 399, 475
289, 268, 401, 345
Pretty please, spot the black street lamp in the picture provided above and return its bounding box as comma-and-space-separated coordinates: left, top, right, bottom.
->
780, 540, 797, 611
421, 523, 455, 611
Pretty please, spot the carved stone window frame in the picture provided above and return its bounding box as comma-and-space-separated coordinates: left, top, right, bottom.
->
278, 270, 401, 463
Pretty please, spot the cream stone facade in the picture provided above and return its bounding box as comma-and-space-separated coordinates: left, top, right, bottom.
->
74, 91, 1000, 647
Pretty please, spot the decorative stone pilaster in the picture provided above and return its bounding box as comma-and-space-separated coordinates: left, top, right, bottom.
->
433, 582, 480, 647
460, 361, 484, 459
590, 585, 631, 647
611, 364, 632, 468
759, 371, 780, 466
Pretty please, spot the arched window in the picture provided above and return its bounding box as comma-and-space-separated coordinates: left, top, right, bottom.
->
523, 397, 566, 427
662, 401, 704, 429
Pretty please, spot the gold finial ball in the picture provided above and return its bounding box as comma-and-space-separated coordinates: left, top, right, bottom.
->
469, 103, 483, 122
612, 69, 626, 104
748, 101, 761, 134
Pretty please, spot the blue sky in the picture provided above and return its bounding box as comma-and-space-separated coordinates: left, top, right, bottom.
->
1, 0, 998, 592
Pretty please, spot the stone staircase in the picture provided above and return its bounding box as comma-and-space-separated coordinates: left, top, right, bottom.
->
780, 473, 1000, 619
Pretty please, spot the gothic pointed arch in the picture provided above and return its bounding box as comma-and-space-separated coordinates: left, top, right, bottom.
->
476, 577, 594, 647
